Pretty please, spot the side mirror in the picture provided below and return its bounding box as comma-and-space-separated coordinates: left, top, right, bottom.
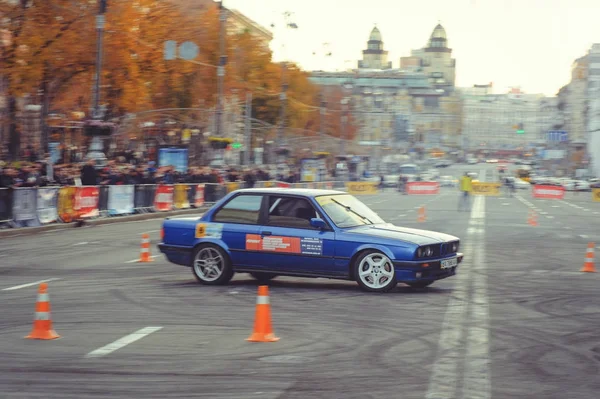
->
310, 218, 327, 230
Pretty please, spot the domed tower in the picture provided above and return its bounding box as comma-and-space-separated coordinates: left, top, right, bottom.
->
358, 26, 392, 69
427, 23, 449, 50
417, 23, 456, 87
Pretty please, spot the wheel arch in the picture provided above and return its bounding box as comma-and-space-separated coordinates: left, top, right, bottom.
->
348, 245, 396, 280
191, 240, 233, 266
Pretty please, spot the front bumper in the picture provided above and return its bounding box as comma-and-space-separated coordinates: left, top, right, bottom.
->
393, 252, 463, 283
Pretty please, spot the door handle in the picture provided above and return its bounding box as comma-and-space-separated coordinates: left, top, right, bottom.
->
261, 231, 272, 236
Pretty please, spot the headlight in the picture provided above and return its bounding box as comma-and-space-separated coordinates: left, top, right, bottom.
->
417, 246, 434, 258
450, 242, 459, 253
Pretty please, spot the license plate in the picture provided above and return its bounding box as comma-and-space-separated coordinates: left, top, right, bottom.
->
441, 257, 457, 269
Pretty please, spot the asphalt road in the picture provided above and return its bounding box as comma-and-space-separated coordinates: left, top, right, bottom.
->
1, 163, 599, 398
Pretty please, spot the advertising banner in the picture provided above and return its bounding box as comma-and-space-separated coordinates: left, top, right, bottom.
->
74, 186, 100, 218
12, 188, 38, 225
406, 182, 440, 195
276, 181, 291, 188
0, 188, 11, 222
471, 182, 501, 196
593, 188, 600, 203
154, 184, 174, 211
174, 184, 191, 209
345, 181, 379, 195
194, 184, 205, 208
158, 148, 188, 173
226, 182, 240, 193
532, 185, 565, 199
107, 185, 135, 215
58, 186, 77, 222
37, 187, 59, 224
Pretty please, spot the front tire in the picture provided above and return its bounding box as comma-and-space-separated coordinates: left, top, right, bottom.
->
191, 244, 233, 285
354, 250, 398, 293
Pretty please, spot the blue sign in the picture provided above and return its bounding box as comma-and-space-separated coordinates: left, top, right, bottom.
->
546, 130, 568, 142
48, 142, 61, 164
158, 148, 188, 173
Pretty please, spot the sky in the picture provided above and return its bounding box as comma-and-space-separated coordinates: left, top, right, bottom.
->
223, 0, 600, 97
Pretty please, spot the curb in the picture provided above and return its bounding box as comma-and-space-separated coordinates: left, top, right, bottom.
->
0, 207, 208, 239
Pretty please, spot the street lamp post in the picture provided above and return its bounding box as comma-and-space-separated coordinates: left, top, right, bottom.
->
92, 0, 107, 120
215, 1, 226, 136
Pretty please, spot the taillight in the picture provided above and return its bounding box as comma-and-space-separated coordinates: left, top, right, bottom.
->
160, 227, 164, 240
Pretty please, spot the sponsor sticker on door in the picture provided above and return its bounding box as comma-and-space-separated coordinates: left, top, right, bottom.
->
245, 234, 322, 255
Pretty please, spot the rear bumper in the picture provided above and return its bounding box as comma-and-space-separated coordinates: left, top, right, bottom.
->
393, 253, 463, 283
158, 243, 193, 267
158, 243, 193, 254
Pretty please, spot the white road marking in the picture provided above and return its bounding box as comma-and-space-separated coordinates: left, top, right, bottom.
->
125, 255, 160, 264
546, 216, 554, 219
3, 278, 62, 291
147, 230, 160, 233
72, 241, 90, 246
502, 203, 509, 205
579, 235, 588, 239
85, 326, 163, 358
426, 194, 489, 399
540, 211, 548, 215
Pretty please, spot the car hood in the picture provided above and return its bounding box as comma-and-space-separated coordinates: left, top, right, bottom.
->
345, 223, 458, 245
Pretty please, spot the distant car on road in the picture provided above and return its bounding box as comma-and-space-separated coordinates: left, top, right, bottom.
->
159, 188, 463, 292
439, 175, 457, 187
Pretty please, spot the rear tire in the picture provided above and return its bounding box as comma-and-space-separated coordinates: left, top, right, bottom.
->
191, 244, 233, 285
250, 272, 278, 283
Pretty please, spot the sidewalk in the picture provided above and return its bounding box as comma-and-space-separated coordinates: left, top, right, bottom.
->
0, 206, 208, 239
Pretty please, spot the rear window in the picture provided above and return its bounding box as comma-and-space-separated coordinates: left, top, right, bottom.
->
213, 195, 262, 225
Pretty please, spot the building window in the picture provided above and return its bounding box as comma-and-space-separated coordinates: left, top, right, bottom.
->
424, 97, 439, 108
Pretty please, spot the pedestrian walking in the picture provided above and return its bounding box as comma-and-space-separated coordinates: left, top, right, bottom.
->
458, 172, 473, 211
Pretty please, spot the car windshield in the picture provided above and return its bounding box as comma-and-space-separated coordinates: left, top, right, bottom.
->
315, 194, 385, 228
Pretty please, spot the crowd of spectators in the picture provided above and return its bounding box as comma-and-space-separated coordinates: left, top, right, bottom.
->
0, 158, 303, 189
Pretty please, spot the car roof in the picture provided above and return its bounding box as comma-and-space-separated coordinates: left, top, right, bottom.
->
233, 188, 346, 197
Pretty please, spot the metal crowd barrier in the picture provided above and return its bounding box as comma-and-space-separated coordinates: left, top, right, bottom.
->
0, 180, 343, 230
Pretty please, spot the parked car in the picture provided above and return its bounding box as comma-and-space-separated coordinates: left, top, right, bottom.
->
158, 188, 463, 292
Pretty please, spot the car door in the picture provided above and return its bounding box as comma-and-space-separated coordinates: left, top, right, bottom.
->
251, 195, 336, 275
211, 193, 266, 269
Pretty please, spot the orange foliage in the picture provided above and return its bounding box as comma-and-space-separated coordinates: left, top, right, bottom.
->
1, 1, 341, 137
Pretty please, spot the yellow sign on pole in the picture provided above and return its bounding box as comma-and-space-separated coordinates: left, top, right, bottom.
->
593, 188, 600, 202
345, 181, 379, 195
471, 182, 501, 196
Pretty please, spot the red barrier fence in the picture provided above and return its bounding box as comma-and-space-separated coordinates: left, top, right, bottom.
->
406, 182, 440, 195
532, 185, 565, 199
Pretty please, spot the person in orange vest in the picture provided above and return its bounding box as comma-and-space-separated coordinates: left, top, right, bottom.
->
458, 172, 473, 211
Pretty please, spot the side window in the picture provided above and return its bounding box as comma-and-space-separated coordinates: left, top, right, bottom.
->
267, 196, 319, 229
213, 195, 262, 225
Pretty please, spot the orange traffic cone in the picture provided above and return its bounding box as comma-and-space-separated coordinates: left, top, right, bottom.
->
26, 283, 60, 340
418, 206, 426, 222
139, 233, 152, 262
246, 285, 279, 342
527, 210, 538, 226
581, 242, 596, 273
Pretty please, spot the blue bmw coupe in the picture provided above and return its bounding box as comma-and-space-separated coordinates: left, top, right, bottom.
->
158, 188, 463, 293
